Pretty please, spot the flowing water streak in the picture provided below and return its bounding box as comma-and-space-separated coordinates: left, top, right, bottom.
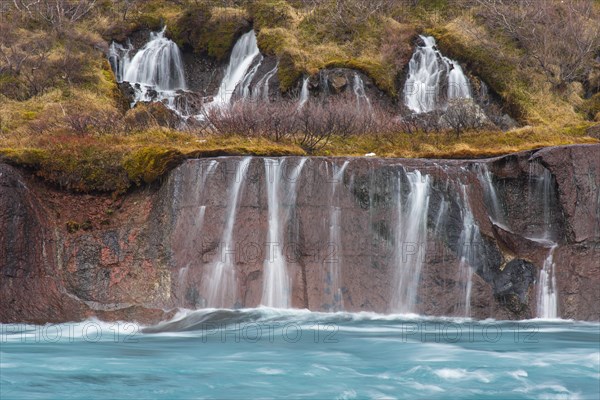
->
391, 170, 431, 313
120, 27, 186, 110
476, 163, 506, 227
203, 158, 252, 308
327, 160, 350, 311
456, 183, 481, 317
404, 35, 471, 113
261, 158, 307, 308
239, 55, 264, 99
528, 161, 559, 318
252, 62, 279, 101
434, 198, 449, 238
352, 73, 371, 110
176, 161, 219, 299
213, 31, 261, 107
297, 77, 309, 109
537, 245, 558, 319
528, 161, 555, 240
108, 41, 132, 82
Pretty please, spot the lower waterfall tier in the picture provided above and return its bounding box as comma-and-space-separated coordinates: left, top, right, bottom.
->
1, 144, 599, 323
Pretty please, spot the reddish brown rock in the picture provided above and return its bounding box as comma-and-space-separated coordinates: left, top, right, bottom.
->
1, 144, 599, 323
536, 144, 600, 243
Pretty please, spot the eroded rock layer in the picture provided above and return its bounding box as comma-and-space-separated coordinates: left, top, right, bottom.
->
1, 144, 598, 323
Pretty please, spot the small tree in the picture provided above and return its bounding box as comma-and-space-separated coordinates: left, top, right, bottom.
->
443, 98, 485, 137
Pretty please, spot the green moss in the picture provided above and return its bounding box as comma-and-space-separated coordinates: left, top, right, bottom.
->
21, 111, 38, 121
171, 6, 249, 61
66, 221, 80, 233
278, 51, 304, 92
429, 25, 530, 121
325, 58, 397, 97
123, 146, 183, 185
202, 17, 249, 60
249, 0, 294, 30
579, 93, 600, 121
0, 148, 50, 167
418, 0, 449, 12
1, 146, 130, 192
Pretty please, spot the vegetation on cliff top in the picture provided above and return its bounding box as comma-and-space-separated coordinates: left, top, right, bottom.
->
1, 0, 599, 193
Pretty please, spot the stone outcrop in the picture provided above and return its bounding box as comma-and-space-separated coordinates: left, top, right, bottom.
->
1, 145, 599, 323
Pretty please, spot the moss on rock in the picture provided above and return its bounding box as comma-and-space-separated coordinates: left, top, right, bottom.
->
170, 6, 250, 61
249, 0, 295, 30
123, 146, 183, 186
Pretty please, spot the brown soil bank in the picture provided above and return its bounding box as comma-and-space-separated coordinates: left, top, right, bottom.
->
1, 144, 598, 324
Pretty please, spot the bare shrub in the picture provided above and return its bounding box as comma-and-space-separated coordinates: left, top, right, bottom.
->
12, 0, 98, 26
197, 97, 402, 153
475, 0, 600, 86
443, 98, 486, 137
199, 101, 298, 140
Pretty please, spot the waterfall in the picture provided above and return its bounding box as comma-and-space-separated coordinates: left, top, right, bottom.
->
476, 164, 506, 228
353, 73, 371, 110
404, 35, 471, 113
239, 55, 264, 99
213, 30, 261, 107
175, 160, 218, 305
456, 184, 482, 317
391, 170, 431, 313
528, 161, 559, 318
115, 27, 186, 111
108, 41, 132, 83
327, 160, 349, 311
252, 62, 278, 101
297, 77, 309, 109
203, 157, 252, 308
537, 245, 558, 319
433, 197, 448, 238
319, 71, 330, 97
528, 161, 556, 241
261, 158, 307, 308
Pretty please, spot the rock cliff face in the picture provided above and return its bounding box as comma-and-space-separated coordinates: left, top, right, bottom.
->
1, 144, 599, 323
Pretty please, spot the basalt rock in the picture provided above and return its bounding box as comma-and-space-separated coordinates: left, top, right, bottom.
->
1, 145, 599, 323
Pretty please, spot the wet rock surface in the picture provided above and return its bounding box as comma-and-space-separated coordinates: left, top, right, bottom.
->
1, 145, 599, 323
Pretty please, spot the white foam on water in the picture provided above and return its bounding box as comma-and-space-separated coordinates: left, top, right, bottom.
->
256, 367, 285, 375
433, 368, 493, 383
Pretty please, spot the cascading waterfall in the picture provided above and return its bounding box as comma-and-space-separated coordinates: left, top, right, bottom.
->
456, 183, 482, 317
213, 30, 261, 107
353, 73, 371, 110
528, 161, 556, 241
537, 245, 558, 319
319, 71, 330, 97
528, 161, 560, 318
404, 35, 471, 113
239, 55, 264, 99
327, 160, 349, 311
108, 41, 132, 83
297, 77, 309, 109
252, 62, 278, 101
261, 158, 307, 308
115, 27, 186, 111
433, 198, 449, 238
476, 164, 506, 227
391, 170, 431, 313
203, 157, 252, 308
175, 160, 218, 303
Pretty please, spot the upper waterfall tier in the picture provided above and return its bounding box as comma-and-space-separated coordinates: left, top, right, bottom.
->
212, 30, 262, 107
109, 27, 187, 113
404, 35, 472, 113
